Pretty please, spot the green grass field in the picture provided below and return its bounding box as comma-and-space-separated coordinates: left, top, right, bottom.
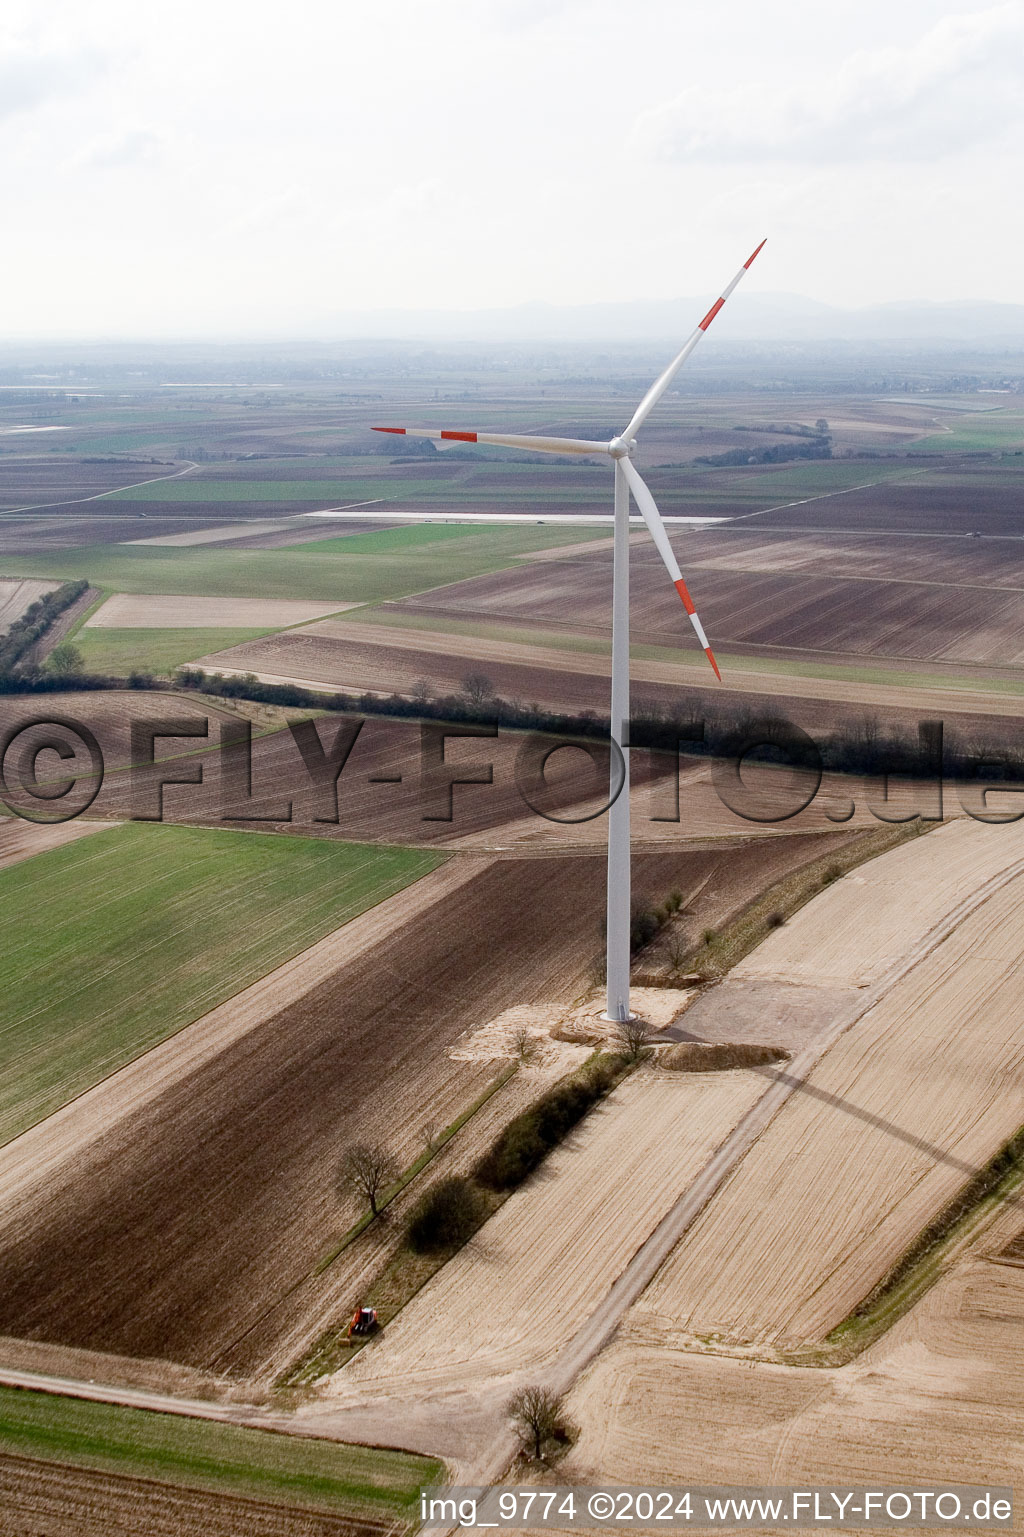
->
903, 409, 1024, 454
301, 521, 518, 553
0, 1384, 440, 1520
0, 524, 606, 601
74, 625, 275, 676
0, 823, 442, 1145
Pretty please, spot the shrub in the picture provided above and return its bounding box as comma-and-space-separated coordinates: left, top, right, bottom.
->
630, 902, 659, 953
407, 1176, 487, 1253
475, 1064, 617, 1191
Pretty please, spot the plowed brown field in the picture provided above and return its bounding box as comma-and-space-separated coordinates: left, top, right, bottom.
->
0, 846, 759, 1376
0, 1453, 395, 1537
372, 538, 1024, 667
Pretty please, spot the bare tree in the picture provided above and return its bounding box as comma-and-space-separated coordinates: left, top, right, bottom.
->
462, 671, 495, 705
339, 1143, 399, 1217
666, 935, 688, 974
511, 1025, 537, 1063
506, 1385, 565, 1462
616, 1016, 651, 1062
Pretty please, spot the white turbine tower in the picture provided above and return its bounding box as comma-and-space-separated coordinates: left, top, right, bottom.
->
374, 241, 766, 1022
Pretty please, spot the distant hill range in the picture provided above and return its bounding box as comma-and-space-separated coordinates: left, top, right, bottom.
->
328, 293, 1024, 347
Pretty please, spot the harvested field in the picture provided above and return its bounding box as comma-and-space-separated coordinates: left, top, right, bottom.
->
0, 815, 113, 871
85, 594, 356, 628
332, 1068, 770, 1393
638, 825, 1024, 1350
0, 849, 726, 1375
0, 578, 59, 632
126, 520, 300, 546
564, 1216, 1024, 1502
0, 822, 439, 1144
732, 816, 1024, 989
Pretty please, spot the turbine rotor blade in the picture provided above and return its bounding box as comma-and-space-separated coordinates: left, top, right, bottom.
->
620, 457, 721, 681
372, 427, 610, 457
621, 239, 766, 442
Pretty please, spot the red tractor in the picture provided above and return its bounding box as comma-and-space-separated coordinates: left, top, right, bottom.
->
348, 1306, 378, 1339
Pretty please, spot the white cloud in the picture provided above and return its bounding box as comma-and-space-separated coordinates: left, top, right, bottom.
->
0, 28, 109, 122
633, 3, 1024, 164
73, 129, 161, 170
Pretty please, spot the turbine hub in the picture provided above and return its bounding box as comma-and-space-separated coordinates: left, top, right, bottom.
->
607, 436, 635, 459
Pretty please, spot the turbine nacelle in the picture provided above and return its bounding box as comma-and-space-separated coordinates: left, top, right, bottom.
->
607, 437, 635, 460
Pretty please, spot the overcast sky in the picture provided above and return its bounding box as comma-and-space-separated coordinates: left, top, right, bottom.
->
4, 0, 1024, 337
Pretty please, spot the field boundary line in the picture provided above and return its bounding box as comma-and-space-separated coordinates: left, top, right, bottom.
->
0, 460, 199, 518
725, 467, 933, 524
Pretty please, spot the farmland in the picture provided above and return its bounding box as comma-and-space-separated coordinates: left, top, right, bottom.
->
363, 523, 1024, 671
0, 830, 861, 1379
0, 523, 608, 601
0, 1382, 436, 1534
564, 1231, 1024, 1496
0, 814, 113, 871
76, 625, 279, 675
0, 821, 440, 1144
85, 594, 353, 627
194, 607, 1024, 724
334, 1068, 770, 1394
634, 818, 1024, 1352
0, 577, 60, 631
5, 351, 1024, 1508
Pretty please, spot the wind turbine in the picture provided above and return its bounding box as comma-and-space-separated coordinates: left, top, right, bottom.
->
374, 240, 766, 1022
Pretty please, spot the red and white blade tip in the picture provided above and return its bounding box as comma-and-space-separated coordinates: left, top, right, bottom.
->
673, 575, 721, 681
698, 239, 767, 334
373, 427, 479, 442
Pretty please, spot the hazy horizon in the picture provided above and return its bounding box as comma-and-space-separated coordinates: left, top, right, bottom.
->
4, 0, 1024, 341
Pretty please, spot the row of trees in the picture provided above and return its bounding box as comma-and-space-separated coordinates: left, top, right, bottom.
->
5, 629, 1020, 788
0, 579, 89, 677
